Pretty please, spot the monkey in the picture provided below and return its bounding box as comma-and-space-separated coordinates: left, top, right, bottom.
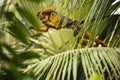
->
37, 8, 82, 32
37, 8, 107, 47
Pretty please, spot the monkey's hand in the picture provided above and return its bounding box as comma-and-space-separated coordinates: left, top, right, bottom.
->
30, 25, 48, 32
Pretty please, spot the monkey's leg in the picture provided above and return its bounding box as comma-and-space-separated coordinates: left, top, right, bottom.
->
85, 32, 107, 47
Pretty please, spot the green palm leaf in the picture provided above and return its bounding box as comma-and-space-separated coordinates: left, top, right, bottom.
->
5, 12, 31, 44
24, 48, 120, 80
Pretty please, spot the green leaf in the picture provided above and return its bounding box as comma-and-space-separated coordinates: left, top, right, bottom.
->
88, 72, 102, 80
15, 0, 42, 29
0, 44, 10, 61
106, 1, 120, 16
5, 12, 31, 44
18, 50, 41, 60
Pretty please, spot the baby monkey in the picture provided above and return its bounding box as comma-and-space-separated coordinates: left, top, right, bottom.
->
37, 8, 107, 47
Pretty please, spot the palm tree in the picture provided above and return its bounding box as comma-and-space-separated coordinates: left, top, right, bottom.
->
0, 0, 120, 80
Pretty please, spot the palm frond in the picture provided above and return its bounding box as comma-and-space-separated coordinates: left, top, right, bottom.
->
15, 0, 41, 28
0, 43, 34, 80
107, 17, 120, 47
24, 47, 120, 80
5, 12, 31, 44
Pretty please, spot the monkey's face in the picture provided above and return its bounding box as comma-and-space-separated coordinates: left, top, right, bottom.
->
37, 8, 53, 24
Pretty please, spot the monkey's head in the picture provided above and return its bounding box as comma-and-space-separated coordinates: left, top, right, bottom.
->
37, 8, 61, 30
37, 8, 53, 24
36, 8, 53, 32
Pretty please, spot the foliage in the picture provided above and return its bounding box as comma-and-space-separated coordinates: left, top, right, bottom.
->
23, 48, 120, 80
0, 0, 120, 80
